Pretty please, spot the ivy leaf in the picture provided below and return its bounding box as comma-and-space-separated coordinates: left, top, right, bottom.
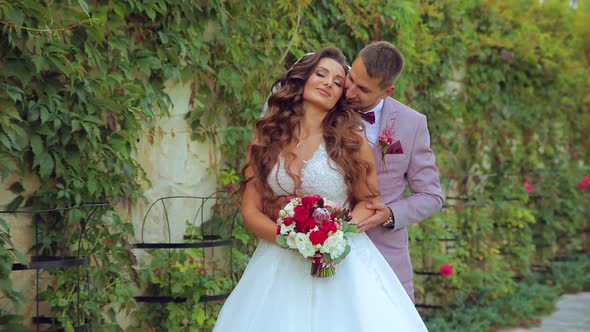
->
5, 85, 23, 102
7, 7, 24, 26
40, 107, 50, 123
36, 124, 54, 136
0, 134, 12, 149
0, 152, 16, 176
71, 120, 81, 133
143, 7, 156, 20
12, 249, 28, 265
31, 55, 50, 73
54, 156, 65, 177
77, 0, 90, 17
82, 115, 102, 125
196, 308, 206, 325
6, 126, 28, 151
36, 151, 54, 178
88, 176, 97, 195
29, 134, 44, 156
3, 61, 33, 86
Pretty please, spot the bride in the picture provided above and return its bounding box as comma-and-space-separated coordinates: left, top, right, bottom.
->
213, 47, 428, 331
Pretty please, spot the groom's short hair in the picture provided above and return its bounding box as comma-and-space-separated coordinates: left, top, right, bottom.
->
358, 41, 404, 89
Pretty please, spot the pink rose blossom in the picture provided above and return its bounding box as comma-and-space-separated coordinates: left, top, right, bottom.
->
577, 176, 590, 192
524, 182, 533, 193
439, 264, 453, 277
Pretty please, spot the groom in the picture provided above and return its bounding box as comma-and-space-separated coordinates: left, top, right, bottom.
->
348, 41, 444, 302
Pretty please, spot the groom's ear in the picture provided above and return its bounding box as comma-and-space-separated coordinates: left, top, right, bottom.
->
380, 85, 395, 99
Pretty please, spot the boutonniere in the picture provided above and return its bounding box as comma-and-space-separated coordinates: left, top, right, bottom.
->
378, 122, 403, 161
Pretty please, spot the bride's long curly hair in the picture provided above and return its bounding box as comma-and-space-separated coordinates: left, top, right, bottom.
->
243, 47, 379, 206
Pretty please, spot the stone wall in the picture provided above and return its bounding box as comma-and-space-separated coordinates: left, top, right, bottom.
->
127, 80, 217, 244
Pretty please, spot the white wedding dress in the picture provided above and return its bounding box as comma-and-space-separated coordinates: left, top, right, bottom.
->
213, 144, 428, 331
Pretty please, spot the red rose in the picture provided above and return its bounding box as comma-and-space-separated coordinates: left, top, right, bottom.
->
295, 217, 315, 233
276, 226, 281, 235
309, 230, 328, 245
439, 264, 453, 277
283, 217, 293, 226
321, 221, 338, 234
295, 222, 306, 233
577, 176, 590, 192
302, 195, 321, 209
293, 205, 310, 223
523, 182, 533, 193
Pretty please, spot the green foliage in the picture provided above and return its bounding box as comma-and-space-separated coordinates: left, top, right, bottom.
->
548, 253, 590, 293
132, 216, 240, 331
0, 218, 27, 331
131, 247, 234, 331
424, 281, 560, 332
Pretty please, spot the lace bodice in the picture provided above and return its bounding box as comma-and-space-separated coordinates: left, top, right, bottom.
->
267, 143, 348, 205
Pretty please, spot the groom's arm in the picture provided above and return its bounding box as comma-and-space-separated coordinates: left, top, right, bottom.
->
388, 116, 443, 230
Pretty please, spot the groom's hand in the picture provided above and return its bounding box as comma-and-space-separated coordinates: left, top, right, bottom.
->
356, 202, 391, 233
263, 195, 294, 221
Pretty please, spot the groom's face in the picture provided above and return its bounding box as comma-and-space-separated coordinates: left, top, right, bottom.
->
345, 59, 394, 113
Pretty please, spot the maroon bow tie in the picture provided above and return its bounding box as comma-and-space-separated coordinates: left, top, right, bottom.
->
358, 111, 375, 124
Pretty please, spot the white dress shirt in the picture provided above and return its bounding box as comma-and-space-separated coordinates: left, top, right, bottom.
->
361, 99, 384, 148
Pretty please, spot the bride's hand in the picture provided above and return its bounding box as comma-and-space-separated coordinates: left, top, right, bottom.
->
355, 202, 391, 232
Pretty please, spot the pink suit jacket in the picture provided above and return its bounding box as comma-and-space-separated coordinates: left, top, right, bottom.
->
366, 96, 444, 302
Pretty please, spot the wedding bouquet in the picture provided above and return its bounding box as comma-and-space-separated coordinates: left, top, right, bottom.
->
275, 195, 357, 278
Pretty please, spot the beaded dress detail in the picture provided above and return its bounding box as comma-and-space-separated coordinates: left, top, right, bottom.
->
268, 144, 347, 204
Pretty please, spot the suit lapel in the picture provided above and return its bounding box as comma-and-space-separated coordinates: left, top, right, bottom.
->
373, 97, 398, 156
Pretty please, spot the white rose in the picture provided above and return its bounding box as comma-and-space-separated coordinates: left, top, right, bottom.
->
285, 231, 298, 249
281, 199, 299, 217
320, 231, 347, 259
280, 222, 295, 235
294, 233, 316, 258
278, 210, 287, 219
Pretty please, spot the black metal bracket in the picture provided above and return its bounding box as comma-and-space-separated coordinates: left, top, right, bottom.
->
32, 316, 90, 332
1, 203, 108, 332
131, 194, 238, 305
12, 256, 89, 271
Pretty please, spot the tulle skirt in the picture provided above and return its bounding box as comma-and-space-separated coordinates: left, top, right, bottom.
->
213, 232, 428, 332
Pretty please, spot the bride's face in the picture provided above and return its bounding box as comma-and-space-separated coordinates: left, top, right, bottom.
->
302, 58, 346, 112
